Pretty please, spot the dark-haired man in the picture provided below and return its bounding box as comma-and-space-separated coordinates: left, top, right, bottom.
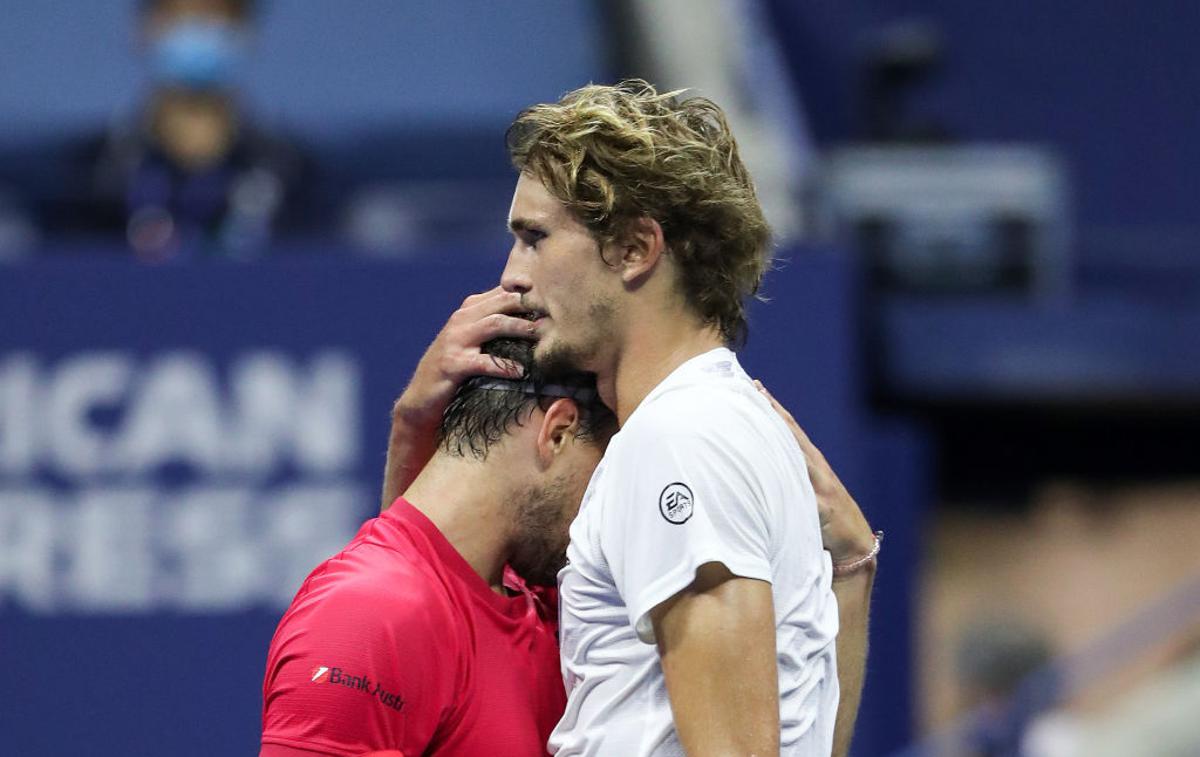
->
260, 336, 614, 757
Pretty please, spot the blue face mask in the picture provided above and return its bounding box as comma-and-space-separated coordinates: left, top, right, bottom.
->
151, 20, 245, 90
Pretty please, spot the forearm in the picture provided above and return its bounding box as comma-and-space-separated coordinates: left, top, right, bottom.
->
380, 399, 440, 511
831, 563, 874, 757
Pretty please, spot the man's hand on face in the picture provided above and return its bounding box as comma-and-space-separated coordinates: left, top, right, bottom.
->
393, 287, 538, 427
754, 380, 875, 565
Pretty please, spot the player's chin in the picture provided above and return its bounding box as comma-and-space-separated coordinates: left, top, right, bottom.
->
533, 336, 587, 378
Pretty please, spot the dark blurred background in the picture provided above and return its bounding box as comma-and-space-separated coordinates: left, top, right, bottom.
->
1, 2, 1198, 755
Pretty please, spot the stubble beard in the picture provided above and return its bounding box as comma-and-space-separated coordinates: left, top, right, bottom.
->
533, 297, 616, 380
509, 476, 573, 587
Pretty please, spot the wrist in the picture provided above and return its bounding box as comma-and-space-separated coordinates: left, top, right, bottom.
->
392, 393, 439, 429
831, 531, 882, 579
826, 523, 876, 565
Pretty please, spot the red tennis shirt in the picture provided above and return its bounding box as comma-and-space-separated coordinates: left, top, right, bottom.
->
261, 498, 565, 757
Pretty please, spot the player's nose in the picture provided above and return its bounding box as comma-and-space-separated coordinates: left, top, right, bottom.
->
500, 248, 532, 294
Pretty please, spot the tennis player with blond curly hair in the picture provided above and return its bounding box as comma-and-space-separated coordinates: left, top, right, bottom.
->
498, 80, 877, 756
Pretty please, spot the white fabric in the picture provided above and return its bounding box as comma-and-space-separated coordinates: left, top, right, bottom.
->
550, 348, 839, 756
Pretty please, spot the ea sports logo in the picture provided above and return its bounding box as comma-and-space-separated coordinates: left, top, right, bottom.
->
658, 482, 694, 525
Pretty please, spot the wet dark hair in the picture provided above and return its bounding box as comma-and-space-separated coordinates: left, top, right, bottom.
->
437, 338, 616, 460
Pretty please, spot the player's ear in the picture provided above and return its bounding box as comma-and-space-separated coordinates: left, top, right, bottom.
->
536, 398, 581, 468
615, 216, 665, 285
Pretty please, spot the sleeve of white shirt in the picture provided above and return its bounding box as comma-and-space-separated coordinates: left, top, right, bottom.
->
601, 401, 775, 644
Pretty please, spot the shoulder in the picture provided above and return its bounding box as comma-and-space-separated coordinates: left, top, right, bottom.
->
263, 545, 465, 727
603, 379, 793, 510
624, 379, 770, 447
262, 554, 459, 756
279, 542, 462, 655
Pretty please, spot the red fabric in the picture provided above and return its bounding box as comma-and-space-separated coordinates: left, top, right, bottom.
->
261, 498, 564, 757
259, 747, 406, 757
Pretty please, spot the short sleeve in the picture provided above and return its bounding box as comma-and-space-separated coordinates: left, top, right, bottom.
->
261, 575, 459, 756
601, 411, 774, 644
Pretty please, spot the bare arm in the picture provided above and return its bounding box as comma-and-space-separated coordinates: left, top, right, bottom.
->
381, 287, 534, 510
756, 381, 876, 757
830, 564, 874, 757
381, 399, 439, 511
650, 563, 780, 757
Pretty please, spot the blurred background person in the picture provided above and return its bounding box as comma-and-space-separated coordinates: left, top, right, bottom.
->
954, 618, 1059, 757
38, 0, 315, 261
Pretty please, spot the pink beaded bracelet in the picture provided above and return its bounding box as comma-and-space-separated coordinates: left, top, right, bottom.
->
832, 531, 883, 577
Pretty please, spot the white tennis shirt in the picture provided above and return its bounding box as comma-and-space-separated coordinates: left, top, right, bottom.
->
550, 348, 839, 756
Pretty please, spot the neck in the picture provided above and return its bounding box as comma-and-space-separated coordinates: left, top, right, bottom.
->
401, 452, 513, 592
597, 306, 725, 426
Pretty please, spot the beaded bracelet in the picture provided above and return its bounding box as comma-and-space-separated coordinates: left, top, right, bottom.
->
832, 531, 883, 577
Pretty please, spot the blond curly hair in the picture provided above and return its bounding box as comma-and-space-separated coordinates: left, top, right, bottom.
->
506, 79, 772, 345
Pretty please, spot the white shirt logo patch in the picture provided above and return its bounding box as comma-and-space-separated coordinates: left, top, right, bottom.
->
658, 482, 694, 524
